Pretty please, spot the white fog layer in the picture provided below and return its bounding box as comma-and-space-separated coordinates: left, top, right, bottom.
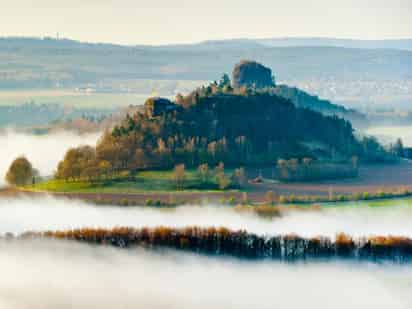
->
0, 240, 411, 309
365, 125, 412, 147
0, 130, 100, 185
2, 196, 412, 238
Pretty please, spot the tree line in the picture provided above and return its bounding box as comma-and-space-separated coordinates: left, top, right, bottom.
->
17, 226, 412, 262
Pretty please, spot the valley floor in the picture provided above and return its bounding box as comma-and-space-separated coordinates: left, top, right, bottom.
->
3, 162, 412, 205
262, 161, 412, 196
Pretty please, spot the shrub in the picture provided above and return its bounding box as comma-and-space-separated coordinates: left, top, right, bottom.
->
216, 172, 231, 190
120, 198, 129, 206
353, 192, 361, 201
228, 196, 237, 205
376, 190, 386, 198
173, 164, 186, 190
334, 195, 345, 202
118, 170, 131, 180
279, 195, 287, 204
288, 194, 297, 203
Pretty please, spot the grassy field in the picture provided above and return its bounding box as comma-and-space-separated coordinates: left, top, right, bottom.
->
0, 90, 153, 109
26, 169, 235, 194
336, 196, 412, 208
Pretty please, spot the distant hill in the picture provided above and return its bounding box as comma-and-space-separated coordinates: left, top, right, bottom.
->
256, 38, 412, 51
226, 60, 365, 124
175, 37, 412, 51
0, 37, 411, 88
1, 37, 411, 111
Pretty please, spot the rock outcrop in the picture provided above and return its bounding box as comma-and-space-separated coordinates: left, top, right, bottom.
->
232, 60, 274, 88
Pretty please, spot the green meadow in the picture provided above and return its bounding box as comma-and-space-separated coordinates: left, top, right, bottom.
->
26, 169, 235, 194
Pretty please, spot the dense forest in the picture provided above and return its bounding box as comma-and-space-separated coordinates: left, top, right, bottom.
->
54, 62, 397, 182
271, 85, 365, 124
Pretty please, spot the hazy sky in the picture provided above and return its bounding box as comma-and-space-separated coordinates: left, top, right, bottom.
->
2, 0, 412, 45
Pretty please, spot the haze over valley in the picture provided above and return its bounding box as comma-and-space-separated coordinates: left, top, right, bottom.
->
1, 1, 412, 308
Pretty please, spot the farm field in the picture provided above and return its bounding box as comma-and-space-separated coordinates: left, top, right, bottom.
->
248, 161, 412, 197
9, 162, 412, 206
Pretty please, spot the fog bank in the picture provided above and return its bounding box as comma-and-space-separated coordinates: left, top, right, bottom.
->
0, 130, 100, 185
2, 196, 412, 238
365, 125, 412, 147
0, 240, 410, 309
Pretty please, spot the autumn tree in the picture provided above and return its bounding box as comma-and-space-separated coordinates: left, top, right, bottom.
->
197, 163, 210, 184
6, 156, 35, 186
173, 164, 186, 190
215, 162, 225, 175
277, 159, 289, 180
214, 163, 230, 190
216, 172, 231, 190
56, 146, 97, 182
265, 190, 277, 205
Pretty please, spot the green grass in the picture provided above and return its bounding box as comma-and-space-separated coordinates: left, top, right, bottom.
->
352, 197, 412, 208
28, 180, 96, 193
321, 195, 412, 209
26, 169, 234, 194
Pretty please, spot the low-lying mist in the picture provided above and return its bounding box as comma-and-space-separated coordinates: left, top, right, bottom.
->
2, 196, 412, 238
0, 129, 100, 185
0, 239, 410, 309
365, 125, 412, 147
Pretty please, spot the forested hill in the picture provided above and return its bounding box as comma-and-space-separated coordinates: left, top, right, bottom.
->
56, 89, 362, 180
271, 85, 365, 125
56, 77, 397, 181
229, 60, 364, 124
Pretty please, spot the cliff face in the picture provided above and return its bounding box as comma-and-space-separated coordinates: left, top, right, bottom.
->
232, 60, 274, 88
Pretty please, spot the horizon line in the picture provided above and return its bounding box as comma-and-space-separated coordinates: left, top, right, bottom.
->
1, 35, 412, 48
